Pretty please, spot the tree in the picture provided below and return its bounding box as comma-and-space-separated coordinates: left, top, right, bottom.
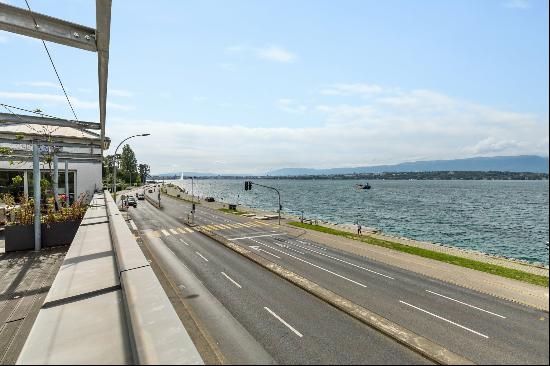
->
138, 163, 150, 184
119, 144, 137, 184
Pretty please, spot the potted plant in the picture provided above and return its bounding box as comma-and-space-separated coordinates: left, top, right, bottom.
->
3, 194, 35, 252
41, 193, 88, 247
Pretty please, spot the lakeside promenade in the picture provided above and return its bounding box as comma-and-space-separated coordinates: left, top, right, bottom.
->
163, 183, 549, 311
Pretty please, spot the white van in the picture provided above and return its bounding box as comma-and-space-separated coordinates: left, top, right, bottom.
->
137, 189, 145, 200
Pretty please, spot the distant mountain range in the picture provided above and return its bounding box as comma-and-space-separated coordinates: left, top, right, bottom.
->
266, 155, 549, 176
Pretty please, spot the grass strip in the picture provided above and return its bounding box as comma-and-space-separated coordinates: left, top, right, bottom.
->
162, 192, 200, 205
288, 221, 548, 287
218, 208, 248, 216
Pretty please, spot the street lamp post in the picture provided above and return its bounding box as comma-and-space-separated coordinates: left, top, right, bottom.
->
112, 133, 150, 202
245, 181, 282, 225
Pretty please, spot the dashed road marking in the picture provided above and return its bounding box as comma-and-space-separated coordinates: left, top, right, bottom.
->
196, 252, 209, 262
228, 233, 286, 241
221, 272, 242, 288
261, 243, 368, 288
161, 229, 170, 236
425, 290, 506, 319
399, 300, 489, 339
264, 307, 303, 338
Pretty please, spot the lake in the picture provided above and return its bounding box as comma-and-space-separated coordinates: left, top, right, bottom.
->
172, 179, 549, 266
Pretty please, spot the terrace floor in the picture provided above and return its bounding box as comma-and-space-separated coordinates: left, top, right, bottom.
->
0, 244, 68, 364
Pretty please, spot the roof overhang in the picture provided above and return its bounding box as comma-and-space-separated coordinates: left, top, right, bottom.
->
0, 0, 112, 150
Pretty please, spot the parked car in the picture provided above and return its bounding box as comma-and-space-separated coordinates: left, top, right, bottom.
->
127, 196, 137, 207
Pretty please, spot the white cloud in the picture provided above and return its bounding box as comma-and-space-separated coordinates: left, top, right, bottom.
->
257, 45, 296, 63
102, 83, 548, 174
0, 91, 134, 111
464, 137, 524, 155
0, 33, 9, 44
277, 98, 307, 113
226, 44, 297, 63
321, 83, 386, 96
14, 81, 60, 89
503, 0, 531, 9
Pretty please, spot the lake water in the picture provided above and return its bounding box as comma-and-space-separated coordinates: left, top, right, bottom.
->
172, 179, 549, 265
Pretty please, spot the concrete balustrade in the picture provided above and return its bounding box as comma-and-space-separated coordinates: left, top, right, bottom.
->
16, 192, 203, 365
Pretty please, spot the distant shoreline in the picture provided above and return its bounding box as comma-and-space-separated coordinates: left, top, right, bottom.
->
152, 171, 549, 181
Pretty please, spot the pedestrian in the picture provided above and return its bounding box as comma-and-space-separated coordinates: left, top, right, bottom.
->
357, 223, 362, 236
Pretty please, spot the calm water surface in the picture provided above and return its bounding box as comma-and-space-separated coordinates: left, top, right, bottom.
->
173, 179, 549, 265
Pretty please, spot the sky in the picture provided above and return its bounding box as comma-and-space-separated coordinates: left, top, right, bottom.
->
1, 0, 548, 174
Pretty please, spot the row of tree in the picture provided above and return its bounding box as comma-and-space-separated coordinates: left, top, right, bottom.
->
102, 144, 150, 190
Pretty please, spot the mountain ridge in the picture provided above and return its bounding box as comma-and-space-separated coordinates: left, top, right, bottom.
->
266, 155, 549, 176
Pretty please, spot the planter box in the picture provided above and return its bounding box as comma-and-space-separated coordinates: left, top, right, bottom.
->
41, 220, 81, 247
4, 220, 81, 252
4, 224, 35, 252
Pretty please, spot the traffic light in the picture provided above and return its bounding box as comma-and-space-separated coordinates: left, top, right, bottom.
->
192, 203, 196, 211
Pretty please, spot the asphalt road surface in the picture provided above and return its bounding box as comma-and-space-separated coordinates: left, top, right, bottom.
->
130, 191, 548, 364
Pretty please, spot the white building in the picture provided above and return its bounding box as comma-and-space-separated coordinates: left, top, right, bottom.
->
0, 122, 109, 203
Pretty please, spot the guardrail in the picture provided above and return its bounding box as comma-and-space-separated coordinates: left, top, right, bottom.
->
17, 192, 202, 365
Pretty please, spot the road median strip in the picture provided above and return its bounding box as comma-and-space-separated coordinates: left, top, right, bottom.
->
288, 222, 549, 288
195, 226, 474, 365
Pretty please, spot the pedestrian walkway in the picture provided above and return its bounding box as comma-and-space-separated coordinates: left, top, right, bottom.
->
0, 246, 68, 365
149, 221, 270, 237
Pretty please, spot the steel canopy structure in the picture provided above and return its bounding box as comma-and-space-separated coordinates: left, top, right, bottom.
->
0, 0, 112, 147
0, 0, 112, 251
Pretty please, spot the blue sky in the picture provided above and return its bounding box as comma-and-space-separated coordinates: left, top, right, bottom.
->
1, 0, 548, 174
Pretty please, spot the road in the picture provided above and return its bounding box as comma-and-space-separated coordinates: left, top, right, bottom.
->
128, 193, 430, 364
132, 190, 548, 364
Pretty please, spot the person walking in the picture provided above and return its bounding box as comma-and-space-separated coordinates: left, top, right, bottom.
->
357, 223, 362, 236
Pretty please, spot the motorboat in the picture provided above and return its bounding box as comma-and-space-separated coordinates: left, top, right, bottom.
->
355, 183, 371, 190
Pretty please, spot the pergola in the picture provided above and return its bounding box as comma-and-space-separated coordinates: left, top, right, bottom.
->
0, 1, 112, 250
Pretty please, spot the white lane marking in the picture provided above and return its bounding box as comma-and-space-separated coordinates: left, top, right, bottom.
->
291, 242, 394, 280
399, 300, 489, 339
161, 229, 170, 236
221, 272, 242, 288
250, 245, 282, 259
176, 227, 185, 234
129, 220, 138, 231
229, 233, 286, 241
264, 307, 303, 338
425, 290, 506, 319
196, 252, 209, 262
185, 228, 194, 233
170, 228, 178, 235
179, 238, 189, 246
261, 243, 367, 288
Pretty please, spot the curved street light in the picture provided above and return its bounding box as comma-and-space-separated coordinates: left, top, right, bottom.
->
112, 133, 150, 201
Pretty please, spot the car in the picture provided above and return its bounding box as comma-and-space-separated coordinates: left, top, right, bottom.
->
137, 190, 145, 200
205, 197, 215, 202
127, 196, 137, 207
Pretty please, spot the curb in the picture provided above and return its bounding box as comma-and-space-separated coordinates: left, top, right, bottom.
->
195, 227, 474, 365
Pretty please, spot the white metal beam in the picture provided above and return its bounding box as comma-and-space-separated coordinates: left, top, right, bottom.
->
0, 2, 97, 52
0, 112, 101, 130
96, 0, 112, 146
